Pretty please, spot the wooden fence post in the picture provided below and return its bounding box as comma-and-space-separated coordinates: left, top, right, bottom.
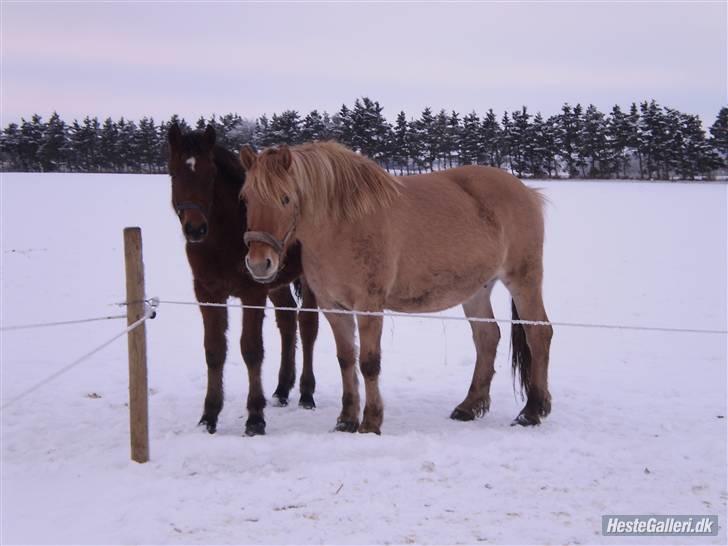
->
123, 227, 150, 463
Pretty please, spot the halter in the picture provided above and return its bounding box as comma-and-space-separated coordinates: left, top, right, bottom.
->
243, 205, 298, 259
175, 201, 208, 220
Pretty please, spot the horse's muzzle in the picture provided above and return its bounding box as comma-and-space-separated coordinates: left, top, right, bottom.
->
245, 255, 277, 283
184, 222, 208, 243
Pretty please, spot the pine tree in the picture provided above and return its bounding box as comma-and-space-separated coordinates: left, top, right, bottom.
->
38, 112, 67, 171
0, 123, 21, 171
460, 112, 480, 166
709, 107, 728, 158
136, 117, 159, 173
268, 110, 301, 145
98, 118, 119, 172
499, 111, 514, 174
301, 110, 327, 142
349, 97, 391, 163
333, 104, 354, 147
480, 109, 502, 167
18, 115, 45, 171
508, 107, 532, 177
606, 105, 630, 178
390, 111, 410, 174
446, 111, 462, 168
416, 107, 437, 171
555, 104, 580, 177
578, 104, 608, 177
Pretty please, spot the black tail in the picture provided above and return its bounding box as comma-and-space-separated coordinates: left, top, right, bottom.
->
511, 300, 531, 399
293, 279, 303, 302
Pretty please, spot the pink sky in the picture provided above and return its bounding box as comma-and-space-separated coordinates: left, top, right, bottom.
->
2, 1, 726, 125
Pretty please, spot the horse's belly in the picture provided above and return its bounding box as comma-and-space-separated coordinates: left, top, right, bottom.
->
386, 271, 489, 313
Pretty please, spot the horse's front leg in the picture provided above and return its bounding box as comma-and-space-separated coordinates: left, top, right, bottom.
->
357, 315, 384, 434
194, 280, 228, 434
240, 292, 268, 436
267, 285, 298, 406
324, 311, 360, 432
298, 279, 319, 409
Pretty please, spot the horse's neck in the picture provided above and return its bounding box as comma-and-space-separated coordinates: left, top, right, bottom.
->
209, 174, 245, 243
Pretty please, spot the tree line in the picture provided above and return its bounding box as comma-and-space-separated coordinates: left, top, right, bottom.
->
2, 99, 727, 180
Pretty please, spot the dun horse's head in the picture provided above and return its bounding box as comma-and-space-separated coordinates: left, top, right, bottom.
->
239, 144, 298, 283
167, 123, 218, 243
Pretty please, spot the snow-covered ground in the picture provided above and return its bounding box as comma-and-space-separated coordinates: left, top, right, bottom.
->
1, 173, 726, 545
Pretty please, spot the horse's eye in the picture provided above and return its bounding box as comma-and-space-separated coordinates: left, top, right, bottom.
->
281, 195, 290, 206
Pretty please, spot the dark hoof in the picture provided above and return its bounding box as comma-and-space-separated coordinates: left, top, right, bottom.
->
272, 388, 291, 406
334, 419, 359, 433
358, 424, 381, 435
299, 394, 316, 409
450, 408, 475, 421
511, 412, 541, 427
198, 416, 217, 434
245, 416, 266, 436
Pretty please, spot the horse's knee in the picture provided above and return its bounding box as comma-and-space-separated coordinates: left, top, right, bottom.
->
360, 353, 381, 380
242, 349, 263, 368
205, 350, 225, 369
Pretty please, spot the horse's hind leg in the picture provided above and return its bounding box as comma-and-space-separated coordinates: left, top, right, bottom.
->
268, 286, 298, 406
298, 280, 318, 409
194, 281, 228, 434
506, 273, 553, 426
451, 282, 499, 421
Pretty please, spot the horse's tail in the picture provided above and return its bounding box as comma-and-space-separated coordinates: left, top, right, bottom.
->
293, 278, 303, 302
511, 300, 531, 398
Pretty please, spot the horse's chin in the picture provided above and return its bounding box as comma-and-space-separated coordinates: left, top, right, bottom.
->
248, 271, 278, 284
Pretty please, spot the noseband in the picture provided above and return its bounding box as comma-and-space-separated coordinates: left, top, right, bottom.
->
244, 206, 298, 259
175, 202, 208, 220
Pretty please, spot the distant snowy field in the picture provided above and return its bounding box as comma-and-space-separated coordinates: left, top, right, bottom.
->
1, 173, 726, 545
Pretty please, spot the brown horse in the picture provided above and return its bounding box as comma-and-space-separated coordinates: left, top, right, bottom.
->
167, 124, 319, 436
239, 141, 552, 434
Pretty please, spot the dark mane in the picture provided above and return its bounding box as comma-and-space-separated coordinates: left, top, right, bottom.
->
213, 146, 246, 188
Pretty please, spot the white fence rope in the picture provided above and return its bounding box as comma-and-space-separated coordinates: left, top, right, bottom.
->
1, 303, 155, 411
1, 314, 126, 332
152, 299, 727, 336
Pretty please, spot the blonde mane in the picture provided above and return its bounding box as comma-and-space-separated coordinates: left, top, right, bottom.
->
244, 141, 402, 222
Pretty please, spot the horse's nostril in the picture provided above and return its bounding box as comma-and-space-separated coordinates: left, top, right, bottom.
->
200, 224, 208, 236
184, 223, 194, 235
265, 258, 272, 270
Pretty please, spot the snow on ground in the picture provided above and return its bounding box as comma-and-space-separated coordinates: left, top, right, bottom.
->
1, 173, 726, 545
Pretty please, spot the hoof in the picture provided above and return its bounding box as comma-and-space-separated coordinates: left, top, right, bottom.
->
450, 408, 475, 421
334, 419, 359, 433
272, 390, 290, 407
198, 416, 217, 434
511, 412, 541, 427
299, 394, 316, 409
358, 423, 381, 435
245, 416, 266, 436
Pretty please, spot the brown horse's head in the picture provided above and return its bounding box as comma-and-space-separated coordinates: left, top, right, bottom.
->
239, 144, 298, 282
167, 123, 218, 243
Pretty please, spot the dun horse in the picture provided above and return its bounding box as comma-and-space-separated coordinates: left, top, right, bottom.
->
167, 124, 318, 436
240, 141, 552, 434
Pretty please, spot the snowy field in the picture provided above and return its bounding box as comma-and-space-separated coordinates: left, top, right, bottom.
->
1, 173, 726, 545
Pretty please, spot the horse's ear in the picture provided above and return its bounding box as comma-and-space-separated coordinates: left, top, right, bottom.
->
278, 145, 292, 171
239, 144, 258, 170
168, 122, 182, 148
204, 124, 216, 148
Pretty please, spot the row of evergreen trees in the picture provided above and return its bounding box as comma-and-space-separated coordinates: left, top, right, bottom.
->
2, 99, 727, 180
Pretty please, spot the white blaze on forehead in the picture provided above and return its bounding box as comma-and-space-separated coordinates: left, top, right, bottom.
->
186, 157, 197, 172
